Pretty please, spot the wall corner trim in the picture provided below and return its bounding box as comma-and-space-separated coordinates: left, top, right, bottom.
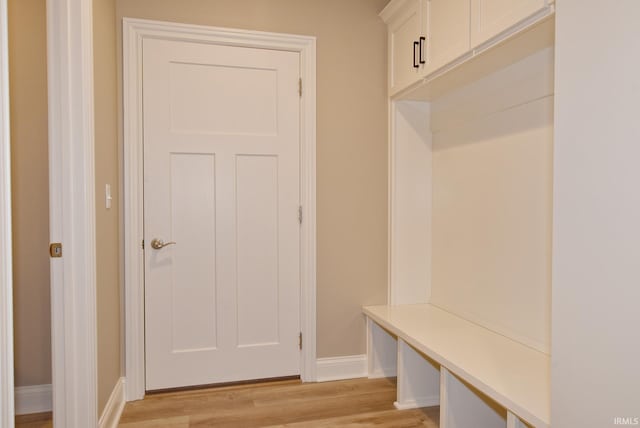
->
0, 0, 14, 425
315, 355, 368, 382
47, 0, 99, 425
98, 378, 126, 428
15, 384, 53, 415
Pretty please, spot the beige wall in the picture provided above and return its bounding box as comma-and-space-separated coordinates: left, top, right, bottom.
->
94, 0, 122, 414
115, 0, 390, 358
8, 0, 51, 388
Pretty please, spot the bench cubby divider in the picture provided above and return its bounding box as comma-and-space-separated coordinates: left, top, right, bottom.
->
364, 304, 549, 428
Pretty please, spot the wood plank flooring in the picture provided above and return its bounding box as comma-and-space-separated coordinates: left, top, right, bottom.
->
119, 377, 439, 427
14, 412, 52, 428
16, 377, 440, 427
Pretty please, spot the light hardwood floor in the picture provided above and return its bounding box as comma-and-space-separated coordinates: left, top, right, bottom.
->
16, 377, 440, 427
121, 377, 438, 427
14, 412, 52, 428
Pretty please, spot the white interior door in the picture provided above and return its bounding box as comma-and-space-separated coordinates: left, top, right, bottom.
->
143, 38, 301, 391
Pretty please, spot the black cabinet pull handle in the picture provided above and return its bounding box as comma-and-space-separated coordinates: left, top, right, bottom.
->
413, 41, 419, 68
419, 36, 426, 64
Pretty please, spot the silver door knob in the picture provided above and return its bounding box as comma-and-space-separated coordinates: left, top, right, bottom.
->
150, 238, 176, 250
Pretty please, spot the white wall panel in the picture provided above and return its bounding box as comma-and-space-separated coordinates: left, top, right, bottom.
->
430, 49, 554, 352
552, 1, 640, 426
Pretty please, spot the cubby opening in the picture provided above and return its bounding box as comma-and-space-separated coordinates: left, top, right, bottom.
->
390, 44, 554, 354
442, 368, 507, 428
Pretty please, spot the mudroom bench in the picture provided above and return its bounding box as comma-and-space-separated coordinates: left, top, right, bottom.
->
364, 304, 550, 428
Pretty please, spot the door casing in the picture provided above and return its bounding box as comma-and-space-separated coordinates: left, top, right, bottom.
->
122, 18, 317, 401
0, 0, 14, 425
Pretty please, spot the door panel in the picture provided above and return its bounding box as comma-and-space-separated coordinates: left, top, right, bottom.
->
169, 153, 217, 352
236, 155, 280, 347
388, 0, 423, 94
471, 0, 546, 47
143, 37, 301, 390
426, 0, 471, 73
168, 62, 278, 135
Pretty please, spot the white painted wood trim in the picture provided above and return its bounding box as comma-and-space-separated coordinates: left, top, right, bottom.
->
316, 355, 367, 382
507, 411, 529, 428
14, 385, 53, 415
379, 0, 412, 23
394, 397, 440, 410
395, 338, 440, 410
0, 0, 14, 424
123, 18, 317, 400
47, 0, 98, 426
439, 366, 450, 428
388, 101, 432, 305
98, 378, 126, 428
386, 99, 394, 305
366, 317, 397, 379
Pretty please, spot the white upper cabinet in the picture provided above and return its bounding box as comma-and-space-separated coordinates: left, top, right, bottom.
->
382, 0, 471, 95
382, 0, 425, 95
470, 0, 547, 47
424, 0, 471, 74
381, 0, 552, 97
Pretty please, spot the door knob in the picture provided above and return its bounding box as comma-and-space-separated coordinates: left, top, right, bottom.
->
150, 238, 176, 250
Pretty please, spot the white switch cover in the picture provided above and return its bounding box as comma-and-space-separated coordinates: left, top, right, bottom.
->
105, 184, 112, 209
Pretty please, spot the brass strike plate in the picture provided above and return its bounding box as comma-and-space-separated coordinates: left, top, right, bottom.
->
49, 243, 62, 258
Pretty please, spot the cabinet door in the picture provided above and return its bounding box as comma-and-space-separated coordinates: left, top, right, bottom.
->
425, 0, 471, 73
388, 0, 423, 94
470, 0, 547, 47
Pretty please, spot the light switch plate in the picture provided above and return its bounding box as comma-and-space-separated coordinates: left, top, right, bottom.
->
105, 184, 112, 209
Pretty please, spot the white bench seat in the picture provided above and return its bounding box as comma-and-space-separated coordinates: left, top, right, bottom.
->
363, 304, 550, 428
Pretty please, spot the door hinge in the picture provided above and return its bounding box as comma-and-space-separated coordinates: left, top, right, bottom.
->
298, 77, 302, 97
299, 332, 303, 350
49, 243, 62, 258
141, 239, 145, 250
298, 206, 303, 224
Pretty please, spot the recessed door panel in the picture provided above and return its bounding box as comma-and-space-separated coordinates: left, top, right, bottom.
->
388, 0, 423, 94
169, 153, 217, 352
236, 155, 280, 347
471, 0, 546, 47
426, 0, 470, 72
169, 62, 278, 136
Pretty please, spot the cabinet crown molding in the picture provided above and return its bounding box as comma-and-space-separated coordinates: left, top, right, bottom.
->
380, 0, 413, 23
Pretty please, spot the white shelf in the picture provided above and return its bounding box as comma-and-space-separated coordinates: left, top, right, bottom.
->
363, 303, 550, 427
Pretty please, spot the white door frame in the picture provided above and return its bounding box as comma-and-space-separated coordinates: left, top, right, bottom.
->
123, 18, 317, 401
0, 0, 15, 425
47, 0, 99, 426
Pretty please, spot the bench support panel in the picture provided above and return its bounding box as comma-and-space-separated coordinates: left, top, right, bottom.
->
440, 367, 507, 428
366, 318, 397, 378
508, 411, 532, 428
394, 339, 440, 410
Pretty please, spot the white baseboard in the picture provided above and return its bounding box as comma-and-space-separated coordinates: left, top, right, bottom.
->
316, 354, 367, 382
99, 377, 126, 428
394, 396, 440, 410
368, 365, 397, 379
15, 384, 52, 415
